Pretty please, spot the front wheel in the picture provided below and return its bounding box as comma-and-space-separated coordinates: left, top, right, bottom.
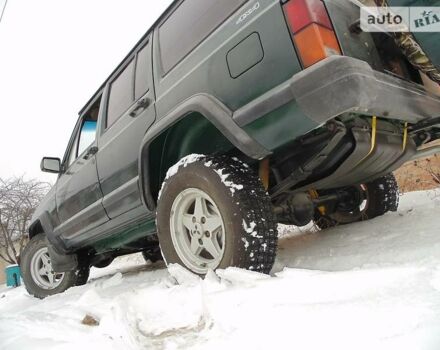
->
156, 155, 278, 275
21, 234, 90, 298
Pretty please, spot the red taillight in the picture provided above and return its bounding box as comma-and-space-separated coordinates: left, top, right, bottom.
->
283, 0, 341, 68
284, 0, 332, 33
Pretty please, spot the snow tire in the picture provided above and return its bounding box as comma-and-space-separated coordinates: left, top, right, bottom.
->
315, 173, 399, 229
364, 173, 399, 218
21, 234, 90, 298
156, 155, 278, 274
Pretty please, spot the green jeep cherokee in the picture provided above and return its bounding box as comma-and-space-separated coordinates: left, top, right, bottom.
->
21, 0, 440, 298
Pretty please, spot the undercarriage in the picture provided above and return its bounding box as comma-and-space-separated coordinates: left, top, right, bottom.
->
270, 115, 440, 226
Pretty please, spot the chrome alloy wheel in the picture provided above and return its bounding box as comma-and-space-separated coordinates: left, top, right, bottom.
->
170, 188, 226, 274
30, 247, 65, 290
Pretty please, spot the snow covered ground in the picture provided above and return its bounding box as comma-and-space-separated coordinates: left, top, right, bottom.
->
1, 190, 440, 350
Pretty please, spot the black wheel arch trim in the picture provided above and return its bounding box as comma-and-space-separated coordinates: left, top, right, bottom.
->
27, 213, 79, 272
138, 93, 271, 211
30, 212, 69, 255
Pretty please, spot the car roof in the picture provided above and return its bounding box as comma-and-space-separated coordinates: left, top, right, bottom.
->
79, 0, 180, 115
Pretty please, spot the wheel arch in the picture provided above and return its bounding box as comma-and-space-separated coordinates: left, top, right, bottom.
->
28, 220, 44, 240
139, 94, 271, 211
28, 212, 68, 254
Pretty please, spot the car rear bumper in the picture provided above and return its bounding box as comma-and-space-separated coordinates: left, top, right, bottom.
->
233, 55, 440, 126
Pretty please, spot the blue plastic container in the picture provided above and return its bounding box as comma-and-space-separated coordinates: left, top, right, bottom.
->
5, 265, 21, 287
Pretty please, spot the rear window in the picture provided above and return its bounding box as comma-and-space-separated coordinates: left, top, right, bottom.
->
159, 0, 247, 74
135, 42, 152, 100
106, 59, 135, 128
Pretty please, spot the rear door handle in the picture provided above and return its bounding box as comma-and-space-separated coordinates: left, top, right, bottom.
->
83, 146, 98, 160
130, 98, 151, 117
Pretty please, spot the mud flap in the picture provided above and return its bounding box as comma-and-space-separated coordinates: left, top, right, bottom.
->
46, 239, 78, 273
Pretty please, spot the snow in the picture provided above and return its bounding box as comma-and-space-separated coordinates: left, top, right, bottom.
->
164, 154, 205, 181
1, 190, 440, 349
241, 237, 250, 250
6, 264, 19, 268
213, 168, 244, 194
158, 154, 245, 198
242, 220, 257, 234
158, 154, 205, 200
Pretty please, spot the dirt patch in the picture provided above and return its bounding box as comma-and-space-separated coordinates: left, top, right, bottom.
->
395, 154, 440, 193
81, 314, 100, 326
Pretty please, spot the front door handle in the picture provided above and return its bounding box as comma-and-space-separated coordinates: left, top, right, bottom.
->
83, 146, 98, 160
130, 98, 151, 117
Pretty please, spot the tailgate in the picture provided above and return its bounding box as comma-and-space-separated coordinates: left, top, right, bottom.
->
324, 0, 424, 84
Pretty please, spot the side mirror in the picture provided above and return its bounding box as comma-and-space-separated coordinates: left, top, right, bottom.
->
41, 157, 61, 174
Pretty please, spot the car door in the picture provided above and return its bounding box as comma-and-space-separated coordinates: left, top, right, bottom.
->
96, 36, 156, 219
55, 95, 109, 242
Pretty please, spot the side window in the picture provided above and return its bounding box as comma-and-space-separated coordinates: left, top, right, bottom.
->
77, 120, 97, 156
107, 59, 135, 128
67, 130, 79, 168
65, 96, 101, 168
159, 0, 247, 73
135, 42, 151, 100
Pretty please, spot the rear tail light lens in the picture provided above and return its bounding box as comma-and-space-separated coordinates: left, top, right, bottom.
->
284, 0, 332, 33
283, 0, 341, 68
293, 24, 341, 67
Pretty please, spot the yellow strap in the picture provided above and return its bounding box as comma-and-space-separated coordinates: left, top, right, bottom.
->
366, 116, 377, 158
402, 122, 408, 151
355, 116, 377, 167
259, 158, 270, 190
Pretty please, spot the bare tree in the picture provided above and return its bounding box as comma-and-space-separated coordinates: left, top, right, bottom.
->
0, 177, 51, 264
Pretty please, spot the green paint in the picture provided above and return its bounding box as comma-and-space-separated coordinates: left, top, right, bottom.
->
148, 113, 235, 200
92, 219, 157, 254
244, 100, 318, 152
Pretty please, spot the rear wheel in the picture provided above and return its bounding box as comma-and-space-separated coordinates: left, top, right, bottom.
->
21, 234, 90, 298
315, 173, 399, 229
365, 173, 399, 217
156, 155, 278, 274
